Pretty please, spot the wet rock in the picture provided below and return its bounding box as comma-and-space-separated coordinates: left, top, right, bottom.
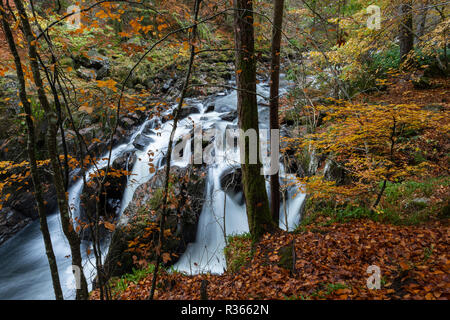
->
7, 182, 57, 220
161, 77, 177, 93
215, 103, 235, 113
225, 123, 238, 132
87, 141, 107, 156
142, 118, 161, 135
219, 167, 242, 195
79, 124, 102, 142
68, 168, 82, 187
120, 117, 137, 129
112, 151, 137, 179
219, 110, 237, 122
79, 151, 136, 240
324, 160, 348, 186
105, 165, 207, 278
132, 133, 154, 151
205, 104, 215, 113
178, 105, 200, 120
0, 174, 57, 246
112, 126, 128, 146
0, 208, 32, 246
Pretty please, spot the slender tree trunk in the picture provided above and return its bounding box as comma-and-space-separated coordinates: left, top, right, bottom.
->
269, 0, 284, 225
399, 1, 414, 62
234, 0, 274, 241
13, 0, 89, 300
0, 6, 64, 301
416, 0, 429, 40
148, 0, 202, 300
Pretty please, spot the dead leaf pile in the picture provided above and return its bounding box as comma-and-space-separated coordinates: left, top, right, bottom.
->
91, 218, 449, 300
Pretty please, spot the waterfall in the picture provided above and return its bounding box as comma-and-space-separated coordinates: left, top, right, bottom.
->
0, 77, 305, 299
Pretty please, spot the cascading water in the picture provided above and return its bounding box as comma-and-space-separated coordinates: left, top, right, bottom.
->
0, 76, 306, 299
172, 80, 306, 274
0, 122, 148, 300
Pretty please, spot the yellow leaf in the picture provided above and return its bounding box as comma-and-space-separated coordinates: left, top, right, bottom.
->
79, 105, 94, 114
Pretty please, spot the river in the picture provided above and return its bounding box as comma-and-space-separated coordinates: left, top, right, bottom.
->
0, 76, 305, 299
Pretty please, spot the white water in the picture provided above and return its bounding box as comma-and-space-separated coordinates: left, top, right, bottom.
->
117, 80, 306, 275
0, 77, 305, 299
0, 120, 147, 300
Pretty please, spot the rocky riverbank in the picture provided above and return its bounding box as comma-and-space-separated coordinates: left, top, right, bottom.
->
0, 46, 238, 246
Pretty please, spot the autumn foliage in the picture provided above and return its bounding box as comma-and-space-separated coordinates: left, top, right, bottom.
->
92, 218, 449, 300
291, 100, 449, 208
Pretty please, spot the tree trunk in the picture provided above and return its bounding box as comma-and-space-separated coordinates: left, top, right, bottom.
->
233, 0, 274, 241
0, 7, 64, 301
148, 0, 202, 300
416, 0, 429, 40
13, 0, 89, 300
269, 0, 284, 225
399, 1, 414, 62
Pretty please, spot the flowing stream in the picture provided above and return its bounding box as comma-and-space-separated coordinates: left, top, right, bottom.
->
0, 77, 305, 299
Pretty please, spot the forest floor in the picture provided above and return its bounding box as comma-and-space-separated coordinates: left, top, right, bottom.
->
357, 73, 449, 106
91, 217, 449, 300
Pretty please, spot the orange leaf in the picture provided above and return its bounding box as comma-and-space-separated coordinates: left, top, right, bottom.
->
104, 221, 116, 231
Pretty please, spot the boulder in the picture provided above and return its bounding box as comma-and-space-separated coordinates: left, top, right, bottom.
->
6, 178, 57, 220
79, 124, 102, 142
219, 167, 242, 195
404, 198, 430, 210
0, 208, 32, 246
104, 165, 206, 278
178, 105, 200, 120
412, 76, 434, 89
120, 117, 137, 129
219, 110, 237, 122
76, 67, 96, 81
324, 160, 348, 186
0, 162, 59, 245
74, 50, 110, 80
132, 133, 154, 151
79, 151, 136, 240
161, 78, 177, 93
205, 104, 215, 113
142, 118, 161, 135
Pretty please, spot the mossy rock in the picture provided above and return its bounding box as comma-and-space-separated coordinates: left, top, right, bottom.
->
439, 202, 450, 218
104, 220, 149, 277
104, 165, 207, 279
277, 244, 294, 270
423, 62, 448, 78
59, 56, 75, 68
